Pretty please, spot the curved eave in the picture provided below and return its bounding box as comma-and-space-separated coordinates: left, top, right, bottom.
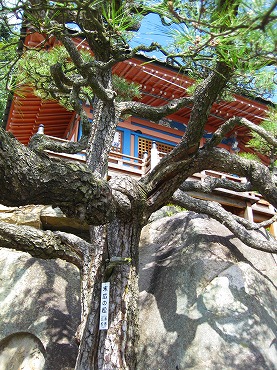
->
113, 57, 270, 154
6, 87, 75, 145
5, 31, 271, 153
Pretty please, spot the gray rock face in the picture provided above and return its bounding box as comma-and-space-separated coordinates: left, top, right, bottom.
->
138, 211, 277, 370
0, 209, 276, 369
0, 332, 46, 370
0, 249, 81, 370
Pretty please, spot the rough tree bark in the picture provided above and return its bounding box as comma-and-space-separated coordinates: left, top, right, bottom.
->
0, 124, 147, 368
76, 219, 142, 369
0, 1, 277, 369
75, 174, 146, 370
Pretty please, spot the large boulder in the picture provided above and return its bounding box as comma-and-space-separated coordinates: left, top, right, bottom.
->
0, 249, 80, 370
0, 205, 83, 370
138, 211, 277, 370
0, 209, 276, 369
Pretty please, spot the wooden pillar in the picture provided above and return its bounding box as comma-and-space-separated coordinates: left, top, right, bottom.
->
150, 141, 160, 171
270, 222, 277, 265
266, 204, 277, 265
142, 151, 148, 176
244, 202, 254, 222
269, 221, 277, 238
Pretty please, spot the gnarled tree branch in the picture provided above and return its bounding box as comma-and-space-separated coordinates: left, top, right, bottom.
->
0, 128, 115, 225
142, 141, 277, 219
233, 214, 277, 231
200, 147, 277, 209
29, 132, 89, 154
180, 176, 253, 193
173, 62, 233, 157
50, 62, 73, 93
206, 116, 277, 150
141, 61, 234, 212
0, 221, 84, 268
57, 33, 116, 102
172, 189, 277, 254
117, 96, 193, 122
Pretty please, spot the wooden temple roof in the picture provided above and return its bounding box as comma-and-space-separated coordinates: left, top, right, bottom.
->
4, 32, 271, 153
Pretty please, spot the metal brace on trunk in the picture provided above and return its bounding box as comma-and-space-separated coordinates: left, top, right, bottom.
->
104, 256, 132, 279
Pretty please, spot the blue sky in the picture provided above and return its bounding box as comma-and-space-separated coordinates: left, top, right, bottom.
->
131, 13, 174, 60
5, 3, 276, 103
132, 13, 277, 103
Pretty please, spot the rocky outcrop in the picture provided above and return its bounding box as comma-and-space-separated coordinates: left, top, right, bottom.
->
0, 248, 80, 370
0, 205, 84, 370
138, 211, 277, 370
0, 207, 276, 369
0, 332, 46, 370
0, 204, 89, 235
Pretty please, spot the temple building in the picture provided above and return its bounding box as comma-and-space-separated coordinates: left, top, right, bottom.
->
3, 31, 276, 235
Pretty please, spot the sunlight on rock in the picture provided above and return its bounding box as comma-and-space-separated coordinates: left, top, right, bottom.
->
0, 333, 45, 370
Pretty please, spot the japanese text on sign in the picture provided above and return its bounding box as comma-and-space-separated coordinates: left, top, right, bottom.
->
99, 282, 110, 330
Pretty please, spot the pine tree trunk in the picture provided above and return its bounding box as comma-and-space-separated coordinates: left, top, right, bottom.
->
75, 56, 145, 368
75, 217, 142, 370
86, 97, 119, 178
